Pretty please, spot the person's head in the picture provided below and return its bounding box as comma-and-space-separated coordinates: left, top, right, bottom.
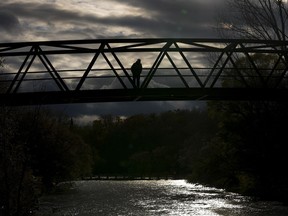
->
137, 59, 141, 63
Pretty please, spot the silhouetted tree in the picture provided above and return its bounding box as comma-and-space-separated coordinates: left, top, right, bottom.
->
203, 53, 288, 200
26, 110, 92, 189
219, 0, 288, 41
0, 106, 93, 216
0, 108, 40, 216
217, 1, 288, 193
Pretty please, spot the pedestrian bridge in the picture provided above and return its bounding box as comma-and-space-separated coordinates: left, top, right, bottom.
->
0, 38, 287, 106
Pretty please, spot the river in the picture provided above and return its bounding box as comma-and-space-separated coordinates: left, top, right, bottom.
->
36, 180, 288, 216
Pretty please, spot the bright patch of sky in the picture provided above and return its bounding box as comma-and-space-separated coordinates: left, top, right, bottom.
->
68, 0, 150, 18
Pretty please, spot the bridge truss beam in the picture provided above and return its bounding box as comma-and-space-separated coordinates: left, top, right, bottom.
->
0, 38, 288, 105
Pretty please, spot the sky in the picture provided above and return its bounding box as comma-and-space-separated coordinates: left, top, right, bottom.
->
0, 0, 227, 123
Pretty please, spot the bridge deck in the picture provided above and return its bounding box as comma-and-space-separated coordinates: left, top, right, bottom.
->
1, 88, 288, 106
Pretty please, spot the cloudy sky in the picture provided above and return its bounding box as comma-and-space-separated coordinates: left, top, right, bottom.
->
0, 0, 227, 122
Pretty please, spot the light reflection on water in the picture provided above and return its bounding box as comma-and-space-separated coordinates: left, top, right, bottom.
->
36, 180, 288, 216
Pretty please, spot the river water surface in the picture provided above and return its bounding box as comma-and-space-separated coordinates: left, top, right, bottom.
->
36, 180, 288, 216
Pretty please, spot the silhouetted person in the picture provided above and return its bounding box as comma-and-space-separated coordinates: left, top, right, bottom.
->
131, 59, 142, 88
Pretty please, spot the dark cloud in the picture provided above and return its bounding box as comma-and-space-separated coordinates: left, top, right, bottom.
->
117, 0, 227, 37
0, 2, 92, 23
0, 0, 226, 39
120, 0, 221, 22
0, 10, 21, 33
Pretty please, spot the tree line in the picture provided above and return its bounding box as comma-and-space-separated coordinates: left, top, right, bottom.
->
73, 110, 217, 178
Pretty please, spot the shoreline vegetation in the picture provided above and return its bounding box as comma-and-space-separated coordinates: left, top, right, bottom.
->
1, 101, 288, 215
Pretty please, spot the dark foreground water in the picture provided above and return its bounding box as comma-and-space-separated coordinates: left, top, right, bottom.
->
36, 180, 288, 216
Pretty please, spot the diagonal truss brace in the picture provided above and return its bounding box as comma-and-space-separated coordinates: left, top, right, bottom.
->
141, 42, 173, 88
240, 43, 267, 88
37, 46, 70, 91
6, 46, 36, 94
7, 46, 70, 93
174, 42, 204, 88
76, 43, 135, 91
76, 43, 105, 91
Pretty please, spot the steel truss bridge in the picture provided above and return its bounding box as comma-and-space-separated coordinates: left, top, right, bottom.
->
0, 38, 288, 106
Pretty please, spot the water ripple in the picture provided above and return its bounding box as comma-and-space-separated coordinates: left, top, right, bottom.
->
36, 180, 288, 216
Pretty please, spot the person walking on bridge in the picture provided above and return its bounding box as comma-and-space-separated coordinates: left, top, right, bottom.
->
131, 59, 142, 88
